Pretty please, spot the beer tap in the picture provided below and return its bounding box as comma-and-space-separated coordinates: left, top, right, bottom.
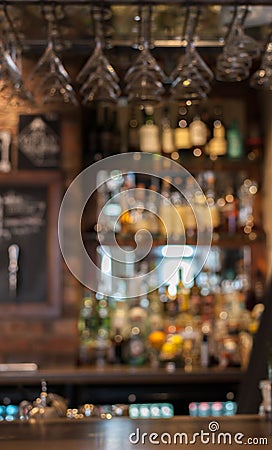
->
8, 244, 19, 298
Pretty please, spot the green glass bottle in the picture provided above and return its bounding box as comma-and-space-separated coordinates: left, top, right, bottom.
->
227, 120, 244, 159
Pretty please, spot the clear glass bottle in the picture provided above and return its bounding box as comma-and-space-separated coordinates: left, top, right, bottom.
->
139, 106, 160, 153
174, 106, 191, 154
189, 114, 208, 155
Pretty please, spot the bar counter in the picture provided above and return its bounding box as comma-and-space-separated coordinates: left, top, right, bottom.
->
0, 415, 271, 449
0, 366, 243, 414
0, 365, 244, 385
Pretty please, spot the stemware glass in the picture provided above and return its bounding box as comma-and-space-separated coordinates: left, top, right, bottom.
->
76, 6, 121, 106
215, 6, 260, 82
0, 6, 34, 110
170, 6, 213, 105
27, 4, 78, 107
250, 29, 272, 90
124, 5, 166, 106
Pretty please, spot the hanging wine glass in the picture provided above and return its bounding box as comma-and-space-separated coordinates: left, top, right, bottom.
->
0, 5, 34, 110
170, 6, 213, 105
215, 6, 260, 82
124, 4, 166, 106
250, 27, 272, 90
27, 4, 78, 107
76, 6, 121, 106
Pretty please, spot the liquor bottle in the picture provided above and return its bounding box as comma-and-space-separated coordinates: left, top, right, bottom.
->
237, 176, 254, 231
221, 185, 238, 234
190, 276, 201, 316
246, 121, 263, 161
170, 191, 186, 239
109, 327, 126, 365
100, 170, 123, 234
148, 288, 165, 332
204, 171, 220, 230
165, 283, 179, 318
139, 106, 160, 153
98, 107, 114, 158
161, 107, 175, 156
129, 182, 148, 232
77, 290, 98, 366
200, 332, 209, 368
183, 177, 197, 237
205, 105, 226, 157
108, 300, 129, 365
177, 268, 190, 313
189, 115, 208, 155
96, 294, 111, 366
126, 326, 147, 366
227, 120, 243, 159
206, 119, 227, 157
146, 184, 160, 234
174, 106, 191, 154
95, 169, 110, 233
128, 108, 140, 152
125, 300, 148, 366
159, 177, 174, 237
200, 270, 215, 323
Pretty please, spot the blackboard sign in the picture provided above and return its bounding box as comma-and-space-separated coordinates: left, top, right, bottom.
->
0, 172, 62, 317
0, 187, 47, 304
18, 114, 61, 170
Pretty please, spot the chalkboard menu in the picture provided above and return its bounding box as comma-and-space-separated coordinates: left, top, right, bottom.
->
0, 172, 62, 317
0, 187, 47, 304
18, 114, 60, 170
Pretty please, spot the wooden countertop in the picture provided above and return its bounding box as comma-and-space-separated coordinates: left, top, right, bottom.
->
0, 365, 244, 385
0, 415, 270, 449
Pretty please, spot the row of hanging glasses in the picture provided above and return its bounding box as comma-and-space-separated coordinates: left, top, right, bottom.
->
0, 3, 271, 110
